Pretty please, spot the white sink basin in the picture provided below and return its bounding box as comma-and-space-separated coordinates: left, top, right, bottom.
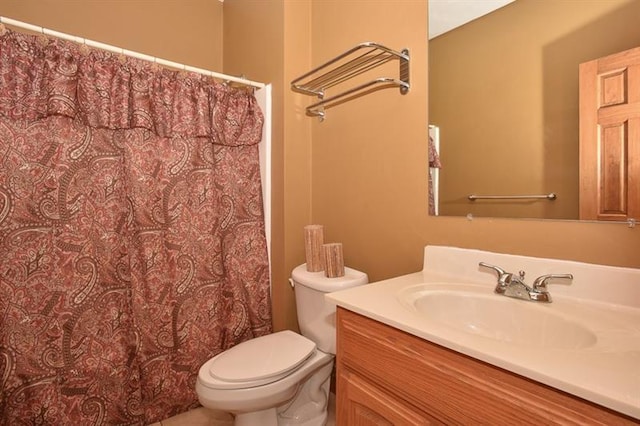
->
398, 284, 598, 350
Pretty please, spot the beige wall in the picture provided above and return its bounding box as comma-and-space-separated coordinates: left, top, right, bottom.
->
0, 0, 223, 71
223, 0, 312, 332
430, 0, 640, 219
309, 0, 430, 279
1, 1, 638, 336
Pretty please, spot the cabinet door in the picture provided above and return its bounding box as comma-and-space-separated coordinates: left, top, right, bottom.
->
337, 369, 441, 425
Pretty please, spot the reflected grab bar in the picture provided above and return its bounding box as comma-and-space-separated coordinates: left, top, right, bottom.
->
468, 193, 557, 201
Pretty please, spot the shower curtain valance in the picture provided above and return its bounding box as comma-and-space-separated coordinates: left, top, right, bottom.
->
0, 29, 263, 145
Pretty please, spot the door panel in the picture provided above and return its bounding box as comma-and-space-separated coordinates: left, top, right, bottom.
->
580, 46, 640, 221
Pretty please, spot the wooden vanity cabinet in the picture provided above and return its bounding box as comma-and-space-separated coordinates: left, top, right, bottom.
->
336, 307, 638, 425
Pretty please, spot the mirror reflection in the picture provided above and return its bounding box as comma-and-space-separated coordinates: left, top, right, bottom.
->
429, 0, 640, 220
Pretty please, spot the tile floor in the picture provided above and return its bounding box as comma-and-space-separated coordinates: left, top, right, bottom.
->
150, 408, 233, 426
152, 393, 336, 426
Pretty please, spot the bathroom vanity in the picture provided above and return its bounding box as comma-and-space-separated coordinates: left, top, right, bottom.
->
336, 308, 635, 424
327, 246, 640, 424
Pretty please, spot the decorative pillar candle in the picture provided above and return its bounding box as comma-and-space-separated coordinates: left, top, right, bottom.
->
323, 243, 345, 278
304, 225, 324, 272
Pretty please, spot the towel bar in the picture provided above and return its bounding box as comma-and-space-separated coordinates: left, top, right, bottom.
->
291, 42, 409, 120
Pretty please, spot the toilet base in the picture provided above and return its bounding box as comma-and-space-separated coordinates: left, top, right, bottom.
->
277, 361, 332, 425
235, 408, 278, 426
230, 361, 332, 426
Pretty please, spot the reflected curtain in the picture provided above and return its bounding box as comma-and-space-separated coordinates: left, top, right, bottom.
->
0, 29, 271, 424
428, 136, 441, 215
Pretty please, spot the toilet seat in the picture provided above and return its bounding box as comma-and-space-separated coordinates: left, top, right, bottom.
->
202, 330, 316, 390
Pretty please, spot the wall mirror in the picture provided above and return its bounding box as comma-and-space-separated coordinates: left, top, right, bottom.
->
428, 0, 640, 220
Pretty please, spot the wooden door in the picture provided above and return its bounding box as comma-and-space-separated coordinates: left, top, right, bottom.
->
579, 46, 640, 221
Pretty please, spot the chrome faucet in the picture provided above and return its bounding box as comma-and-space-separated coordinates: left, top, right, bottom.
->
479, 262, 573, 302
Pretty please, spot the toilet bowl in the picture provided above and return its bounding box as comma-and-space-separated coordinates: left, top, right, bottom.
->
196, 264, 368, 426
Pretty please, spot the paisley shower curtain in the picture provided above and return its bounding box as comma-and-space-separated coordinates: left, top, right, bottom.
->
0, 28, 271, 424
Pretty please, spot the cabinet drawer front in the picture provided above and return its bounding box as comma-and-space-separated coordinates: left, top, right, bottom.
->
338, 369, 440, 425
337, 308, 636, 425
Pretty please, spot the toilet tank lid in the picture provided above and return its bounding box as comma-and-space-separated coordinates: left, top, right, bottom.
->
292, 264, 368, 292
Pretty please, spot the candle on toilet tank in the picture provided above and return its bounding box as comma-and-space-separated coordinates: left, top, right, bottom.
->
304, 225, 324, 272
323, 243, 345, 278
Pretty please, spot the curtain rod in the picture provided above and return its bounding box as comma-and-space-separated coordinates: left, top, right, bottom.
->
0, 16, 265, 89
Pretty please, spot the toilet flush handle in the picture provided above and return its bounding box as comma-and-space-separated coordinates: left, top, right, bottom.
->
288, 278, 295, 288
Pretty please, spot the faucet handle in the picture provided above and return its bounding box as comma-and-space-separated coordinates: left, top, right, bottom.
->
479, 262, 521, 283
479, 262, 517, 295
532, 274, 574, 292
479, 262, 507, 277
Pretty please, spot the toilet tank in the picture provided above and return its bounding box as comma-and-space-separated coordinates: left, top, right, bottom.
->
291, 264, 368, 354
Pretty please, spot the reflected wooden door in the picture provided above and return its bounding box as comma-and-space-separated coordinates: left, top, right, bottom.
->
579, 46, 640, 221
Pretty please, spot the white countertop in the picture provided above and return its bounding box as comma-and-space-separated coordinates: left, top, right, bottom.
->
326, 246, 640, 419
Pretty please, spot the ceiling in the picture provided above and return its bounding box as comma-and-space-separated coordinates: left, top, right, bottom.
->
428, 0, 515, 39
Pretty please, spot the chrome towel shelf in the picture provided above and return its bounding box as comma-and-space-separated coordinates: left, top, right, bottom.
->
291, 42, 410, 120
468, 193, 557, 201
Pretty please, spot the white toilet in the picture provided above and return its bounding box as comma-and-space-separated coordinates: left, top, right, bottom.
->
196, 264, 368, 426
